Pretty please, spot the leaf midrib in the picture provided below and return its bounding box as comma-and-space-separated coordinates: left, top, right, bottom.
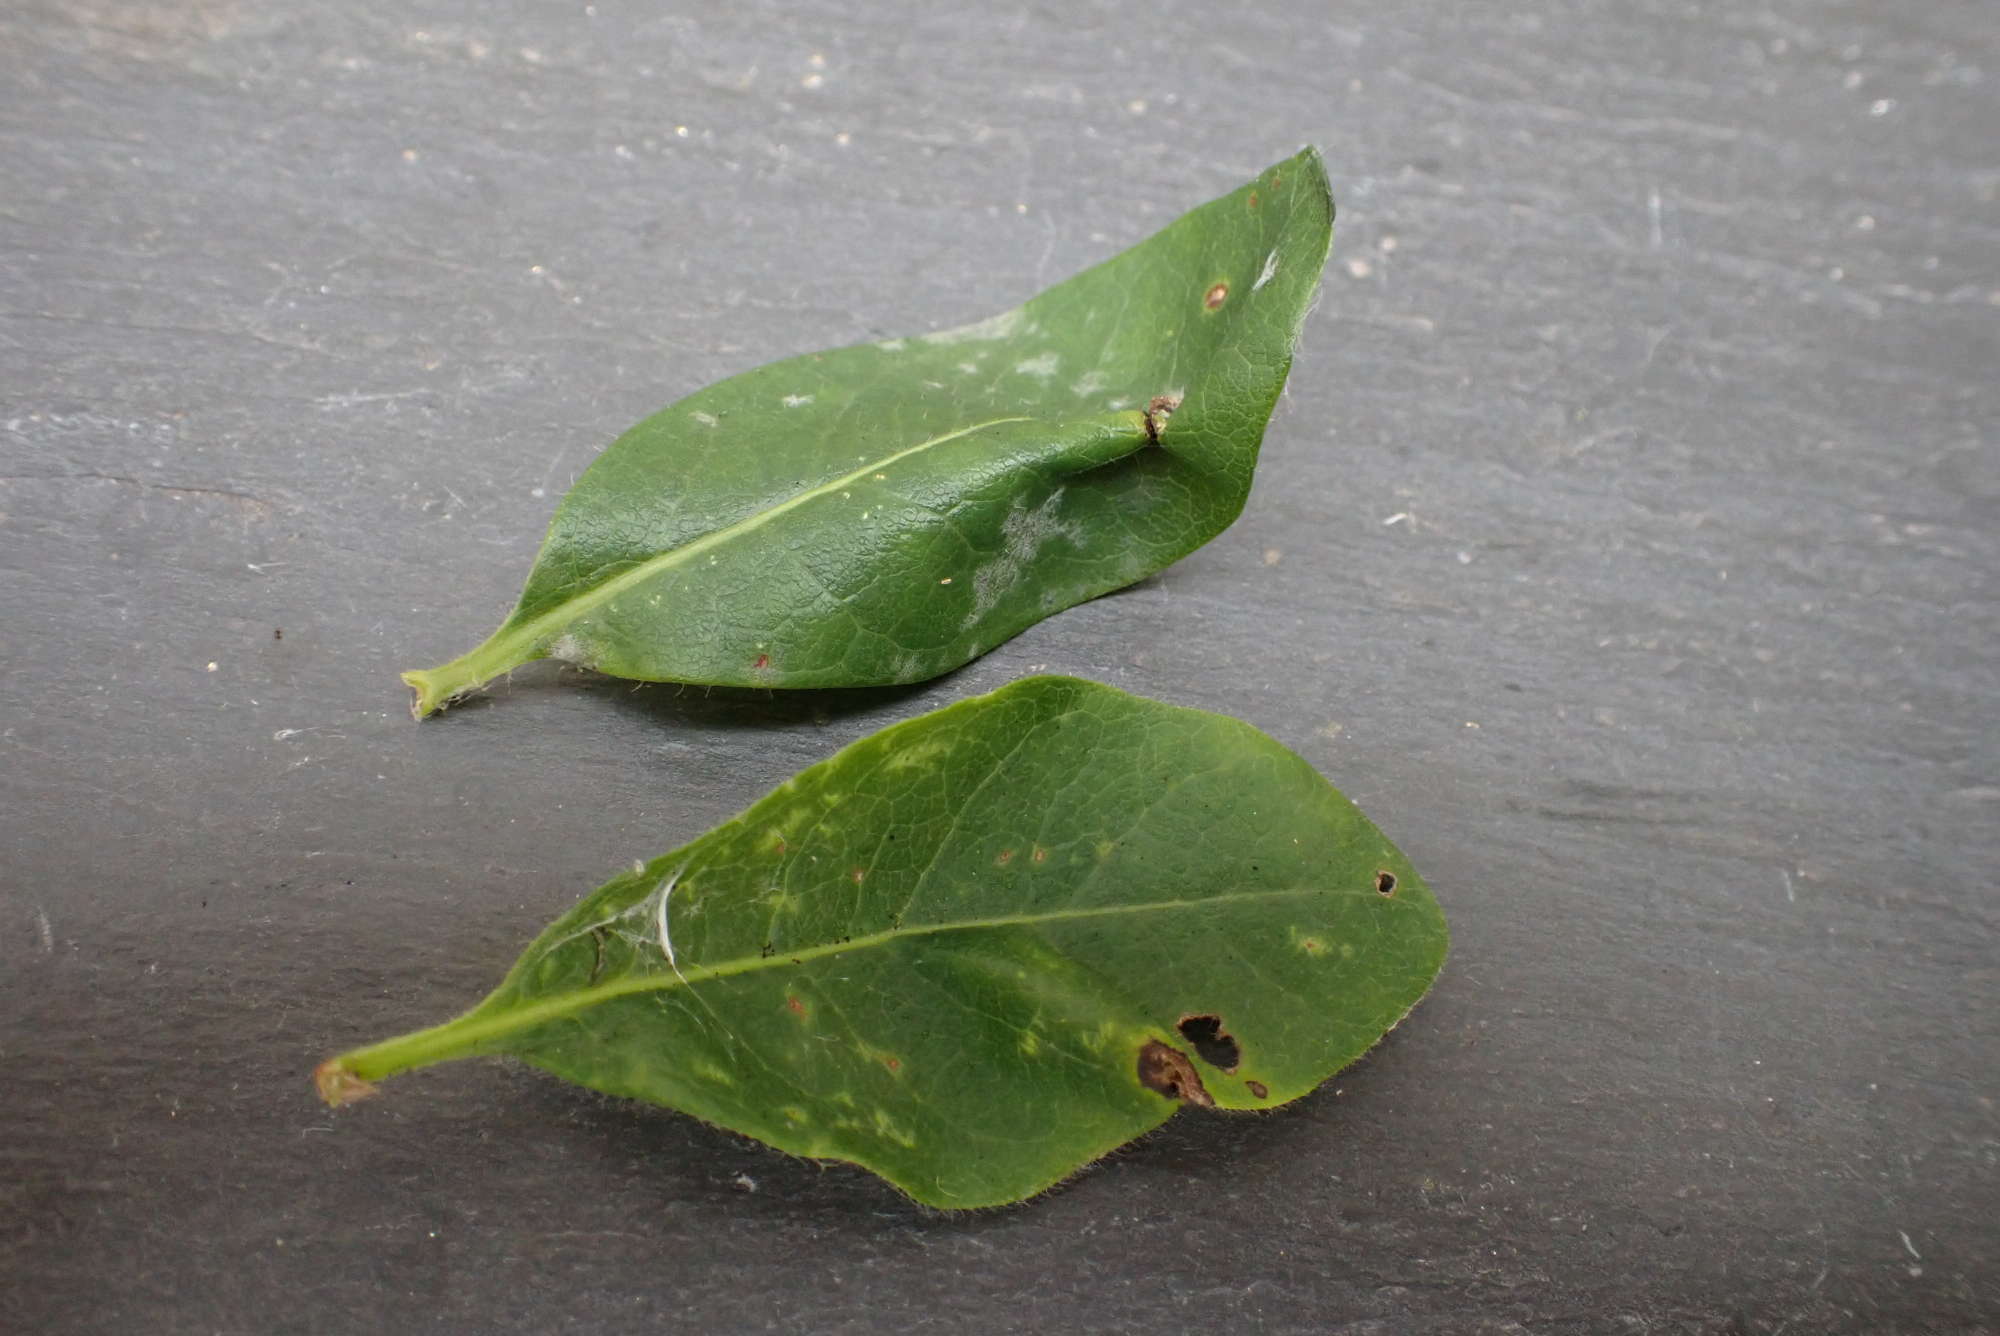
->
508, 414, 1036, 651
405, 883, 1412, 1066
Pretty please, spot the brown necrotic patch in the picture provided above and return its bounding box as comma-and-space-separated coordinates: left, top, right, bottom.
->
1136, 1040, 1214, 1106
1246, 1080, 1269, 1100
1176, 1014, 1241, 1072
1203, 282, 1229, 310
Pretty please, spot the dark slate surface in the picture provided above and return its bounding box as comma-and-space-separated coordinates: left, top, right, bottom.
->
3, 2, 1994, 1332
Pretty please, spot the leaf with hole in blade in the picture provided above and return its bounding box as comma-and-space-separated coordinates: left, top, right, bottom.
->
402, 148, 1333, 717
316, 676, 1448, 1208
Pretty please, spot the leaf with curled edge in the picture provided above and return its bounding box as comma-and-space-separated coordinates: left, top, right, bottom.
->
316, 676, 1448, 1209
401, 148, 1333, 718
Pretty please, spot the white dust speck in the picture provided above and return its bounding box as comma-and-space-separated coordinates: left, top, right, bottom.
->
1869, 98, 1895, 116
691, 410, 719, 426
1253, 250, 1280, 291
206, 661, 218, 672
1013, 352, 1059, 379
1899, 1230, 1921, 1260
1262, 548, 1282, 566
35, 908, 54, 954
781, 394, 815, 407
273, 728, 303, 741
921, 308, 1025, 345
1382, 512, 1410, 527
733, 1173, 759, 1193
1346, 256, 1373, 279
1071, 370, 1108, 397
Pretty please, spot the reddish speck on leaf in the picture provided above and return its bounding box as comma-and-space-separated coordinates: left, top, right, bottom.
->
1247, 189, 1260, 210
1031, 846, 1048, 864
1204, 282, 1228, 310
886, 1056, 902, 1072
786, 996, 807, 1016
754, 654, 770, 670
773, 838, 787, 854
996, 849, 1015, 866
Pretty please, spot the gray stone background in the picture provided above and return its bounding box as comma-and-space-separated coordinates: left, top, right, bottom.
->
3, 2, 1994, 1332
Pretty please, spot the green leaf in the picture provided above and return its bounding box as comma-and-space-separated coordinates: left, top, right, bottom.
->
317, 676, 1448, 1209
403, 148, 1333, 717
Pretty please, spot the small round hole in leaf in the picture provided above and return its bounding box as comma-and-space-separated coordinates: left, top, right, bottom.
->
1375, 870, 1397, 896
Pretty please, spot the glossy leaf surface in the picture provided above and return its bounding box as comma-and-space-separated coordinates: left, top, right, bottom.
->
404, 148, 1333, 716
318, 676, 1448, 1208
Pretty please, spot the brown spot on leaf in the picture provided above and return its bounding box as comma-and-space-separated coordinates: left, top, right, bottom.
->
786, 996, 807, 1017
851, 867, 866, 885
1204, 282, 1229, 310
1136, 1039, 1214, 1107
1031, 845, 1047, 864
1247, 1080, 1269, 1100
996, 848, 1015, 866
1247, 188, 1260, 210
1142, 392, 1182, 443
1176, 1014, 1242, 1072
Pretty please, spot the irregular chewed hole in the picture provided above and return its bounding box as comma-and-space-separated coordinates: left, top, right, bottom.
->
1136, 1040, 1214, 1107
1375, 870, 1398, 896
1176, 1014, 1242, 1072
